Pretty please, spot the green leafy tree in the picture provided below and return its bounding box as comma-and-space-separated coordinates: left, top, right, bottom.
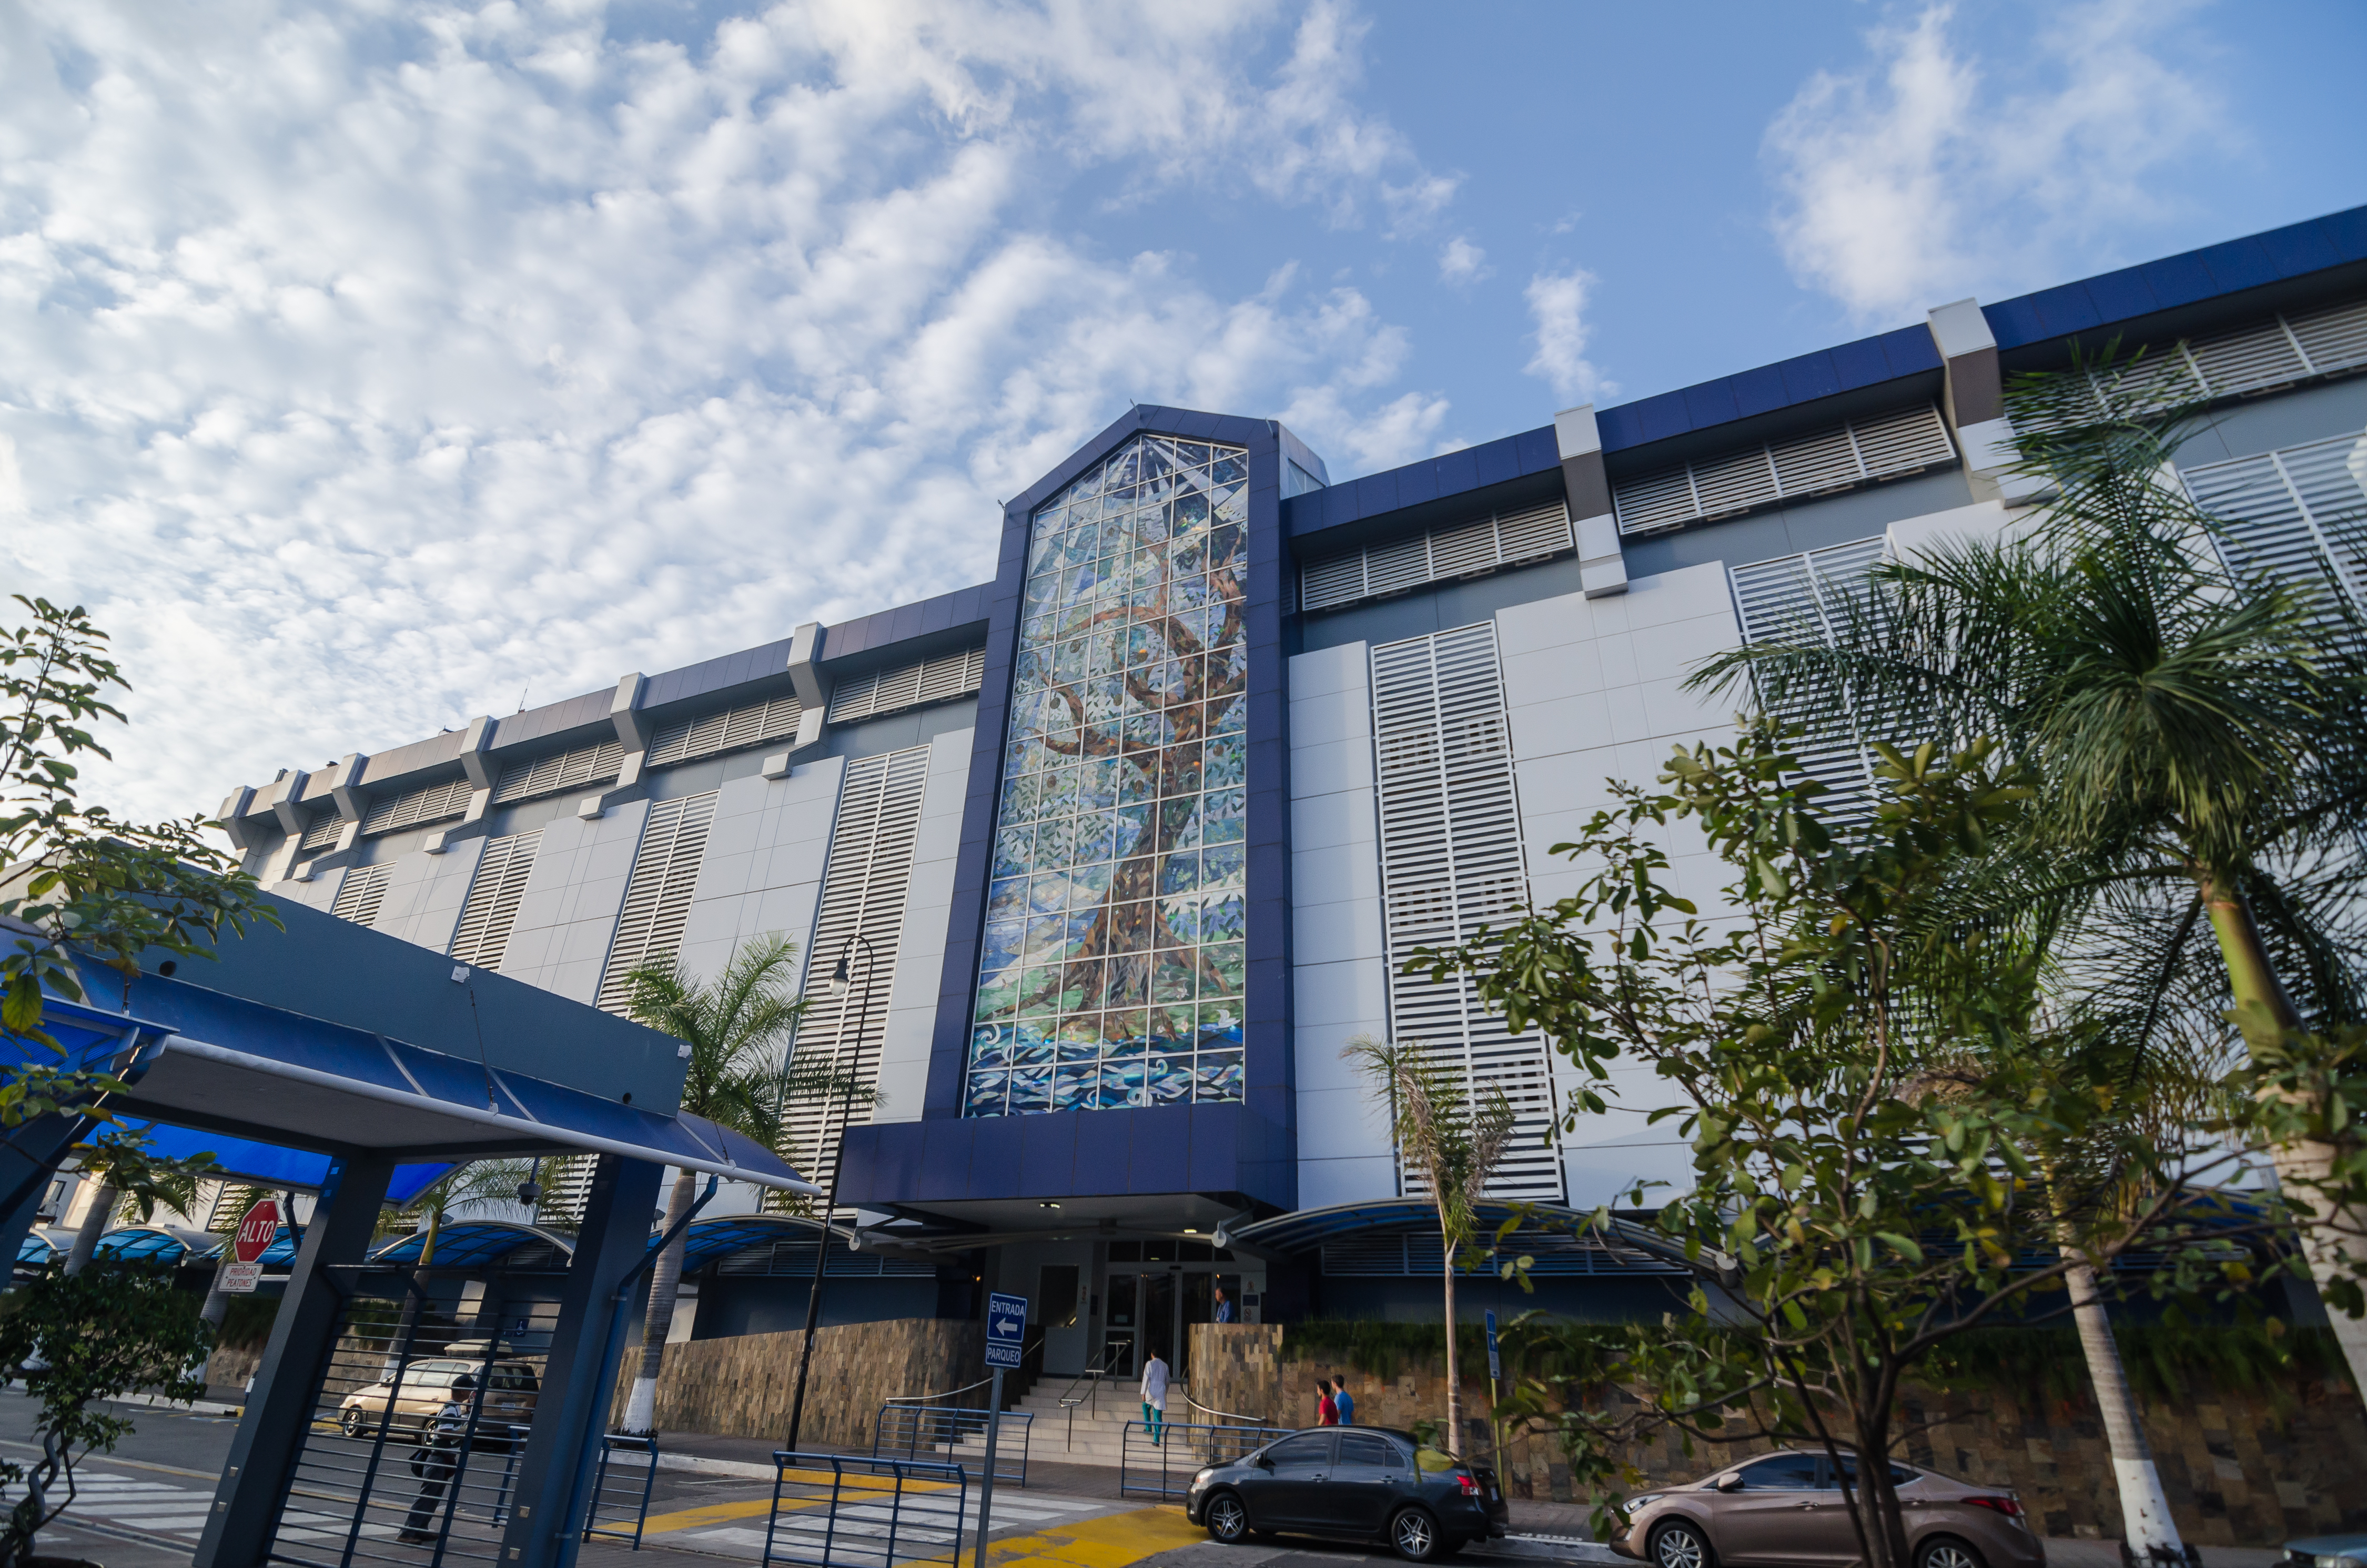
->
2, 596, 266, 1230
1340, 1036, 1515, 1453
1443, 726, 2345, 1568
614, 935, 877, 1435
1688, 357, 2367, 1389
0, 1263, 212, 1568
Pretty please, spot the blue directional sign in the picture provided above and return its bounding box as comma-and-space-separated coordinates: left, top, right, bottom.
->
985, 1292, 1028, 1369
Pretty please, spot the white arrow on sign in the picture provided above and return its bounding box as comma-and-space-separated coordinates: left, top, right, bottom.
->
994, 1316, 1020, 1337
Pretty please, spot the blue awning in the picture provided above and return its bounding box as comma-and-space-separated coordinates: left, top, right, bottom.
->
371, 1221, 574, 1268
93, 1227, 201, 1263
17, 1236, 56, 1264
1218, 1198, 1692, 1276
130, 1124, 451, 1203
670, 1213, 842, 1272
29, 992, 817, 1196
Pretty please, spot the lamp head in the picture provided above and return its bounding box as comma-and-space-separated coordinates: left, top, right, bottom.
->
829, 952, 852, 995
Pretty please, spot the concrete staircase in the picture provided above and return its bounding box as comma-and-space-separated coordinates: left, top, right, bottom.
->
941, 1380, 1266, 1469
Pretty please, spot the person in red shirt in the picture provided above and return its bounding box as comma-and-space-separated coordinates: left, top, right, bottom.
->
1317, 1381, 1338, 1425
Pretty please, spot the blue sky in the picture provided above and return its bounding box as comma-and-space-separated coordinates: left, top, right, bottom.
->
1, 0, 2360, 822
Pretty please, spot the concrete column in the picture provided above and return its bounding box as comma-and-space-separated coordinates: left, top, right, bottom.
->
498, 1153, 664, 1568
1554, 404, 1626, 598
1927, 298, 2042, 504
196, 1152, 396, 1568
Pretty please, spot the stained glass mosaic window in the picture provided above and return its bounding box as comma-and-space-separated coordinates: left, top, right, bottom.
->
965, 434, 1252, 1116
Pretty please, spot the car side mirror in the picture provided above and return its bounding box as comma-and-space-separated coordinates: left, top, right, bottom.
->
1256, 1454, 1274, 1470
1716, 1475, 1743, 1492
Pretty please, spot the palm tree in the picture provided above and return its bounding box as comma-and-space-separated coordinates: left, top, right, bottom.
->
382, 1160, 539, 1265
614, 935, 879, 1437
1341, 1036, 1516, 1454
1691, 358, 2367, 1396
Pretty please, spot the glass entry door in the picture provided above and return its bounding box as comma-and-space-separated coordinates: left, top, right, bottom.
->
1103, 1272, 1179, 1378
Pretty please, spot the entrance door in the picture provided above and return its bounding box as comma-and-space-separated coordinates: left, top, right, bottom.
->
1105, 1276, 1139, 1376
1139, 1272, 1177, 1389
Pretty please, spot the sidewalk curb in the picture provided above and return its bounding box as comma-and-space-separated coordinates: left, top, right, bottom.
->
653, 1453, 786, 1481
1474, 1535, 1624, 1565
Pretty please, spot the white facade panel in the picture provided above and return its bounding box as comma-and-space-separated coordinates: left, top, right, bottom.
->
1288, 641, 1396, 1208
499, 798, 653, 1006
873, 727, 975, 1126
371, 836, 487, 955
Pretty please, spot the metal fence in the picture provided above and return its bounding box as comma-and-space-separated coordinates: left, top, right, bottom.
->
581, 1434, 660, 1550
761, 1452, 970, 1568
871, 1404, 1030, 1488
260, 1277, 540, 1568
1118, 1419, 1288, 1501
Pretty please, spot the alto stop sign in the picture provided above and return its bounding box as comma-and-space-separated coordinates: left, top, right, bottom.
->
234, 1198, 281, 1264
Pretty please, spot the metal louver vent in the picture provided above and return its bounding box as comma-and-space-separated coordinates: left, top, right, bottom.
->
1726, 535, 1891, 817
780, 746, 933, 1206
448, 829, 542, 972
2077, 298, 2367, 413
492, 740, 624, 805
646, 695, 804, 768
298, 813, 345, 853
2184, 432, 2367, 623
358, 776, 477, 837
1368, 623, 1564, 1205
329, 863, 395, 928
1301, 500, 1574, 614
594, 793, 719, 1015
828, 648, 987, 724
1613, 404, 1956, 537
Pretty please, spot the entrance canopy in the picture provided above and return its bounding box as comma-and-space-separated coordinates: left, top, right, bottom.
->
1217, 1197, 1693, 1276
26, 904, 819, 1196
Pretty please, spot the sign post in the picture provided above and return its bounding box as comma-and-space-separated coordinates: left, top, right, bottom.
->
219, 1197, 281, 1294
1484, 1309, 1504, 1477
974, 1292, 1027, 1568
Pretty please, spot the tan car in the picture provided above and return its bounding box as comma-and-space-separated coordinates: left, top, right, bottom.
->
1611, 1451, 2044, 1568
337, 1358, 540, 1446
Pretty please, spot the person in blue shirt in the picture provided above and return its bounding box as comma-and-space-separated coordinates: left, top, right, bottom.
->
1213, 1286, 1233, 1324
1331, 1375, 1354, 1425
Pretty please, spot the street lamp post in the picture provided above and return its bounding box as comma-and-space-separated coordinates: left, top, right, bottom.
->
783, 933, 876, 1453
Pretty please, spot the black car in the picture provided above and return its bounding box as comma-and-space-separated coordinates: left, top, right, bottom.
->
1186, 1428, 1511, 1562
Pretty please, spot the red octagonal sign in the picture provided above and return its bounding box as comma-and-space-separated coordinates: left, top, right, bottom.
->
235, 1198, 281, 1265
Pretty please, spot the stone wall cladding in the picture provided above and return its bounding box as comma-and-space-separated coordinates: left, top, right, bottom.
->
1188, 1324, 2367, 1546
610, 1318, 984, 1451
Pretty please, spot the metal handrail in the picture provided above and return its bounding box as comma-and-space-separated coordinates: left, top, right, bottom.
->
1057, 1342, 1129, 1450
885, 1379, 994, 1407
1182, 1389, 1265, 1426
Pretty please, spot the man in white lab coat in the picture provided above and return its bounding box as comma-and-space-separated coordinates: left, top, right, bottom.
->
1140, 1350, 1169, 1446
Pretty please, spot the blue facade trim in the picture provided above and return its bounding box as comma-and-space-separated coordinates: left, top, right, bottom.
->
900, 405, 1300, 1209
1281, 427, 1561, 542
1981, 203, 2367, 351
819, 583, 993, 664
837, 1100, 1292, 1209
1595, 324, 1940, 453
642, 636, 796, 710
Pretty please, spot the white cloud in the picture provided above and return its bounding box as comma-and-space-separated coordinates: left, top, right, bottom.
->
1765, 1, 2226, 323
0, 0, 1458, 824
1522, 267, 1612, 407
1437, 236, 1488, 285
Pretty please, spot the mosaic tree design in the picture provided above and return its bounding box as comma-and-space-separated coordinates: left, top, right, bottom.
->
966, 435, 1252, 1115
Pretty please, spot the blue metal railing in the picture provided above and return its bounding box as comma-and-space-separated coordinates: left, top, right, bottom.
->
1118, 1419, 1288, 1501
581, 1434, 660, 1549
871, 1404, 1030, 1488
762, 1451, 969, 1568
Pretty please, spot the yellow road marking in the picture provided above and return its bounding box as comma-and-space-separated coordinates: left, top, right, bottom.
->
641, 1468, 972, 1534
985, 1505, 1204, 1568
640, 1497, 784, 1534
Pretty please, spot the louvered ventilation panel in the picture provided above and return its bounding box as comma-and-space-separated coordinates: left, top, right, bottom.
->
646, 695, 805, 768
329, 863, 394, 927
828, 647, 988, 724
1368, 623, 1565, 1205
2184, 432, 2367, 625
2105, 298, 2367, 410
359, 776, 477, 837
777, 746, 933, 1208
594, 792, 719, 1015
535, 1155, 598, 1227
492, 740, 624, 805
1301, 500, 1574, 614
1726, 535, 1891, 818
298, 813, 344, 853
1612, 403, 1956, 537
448, 829, 542, 972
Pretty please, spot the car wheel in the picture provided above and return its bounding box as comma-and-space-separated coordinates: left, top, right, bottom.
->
340, 1408, 366, 1439
1203, 1492, 1249, 1544
1916, 1539, 1984, 1568
1651, 1520, 1713, 1568
1391, 1508, 1444, 1563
